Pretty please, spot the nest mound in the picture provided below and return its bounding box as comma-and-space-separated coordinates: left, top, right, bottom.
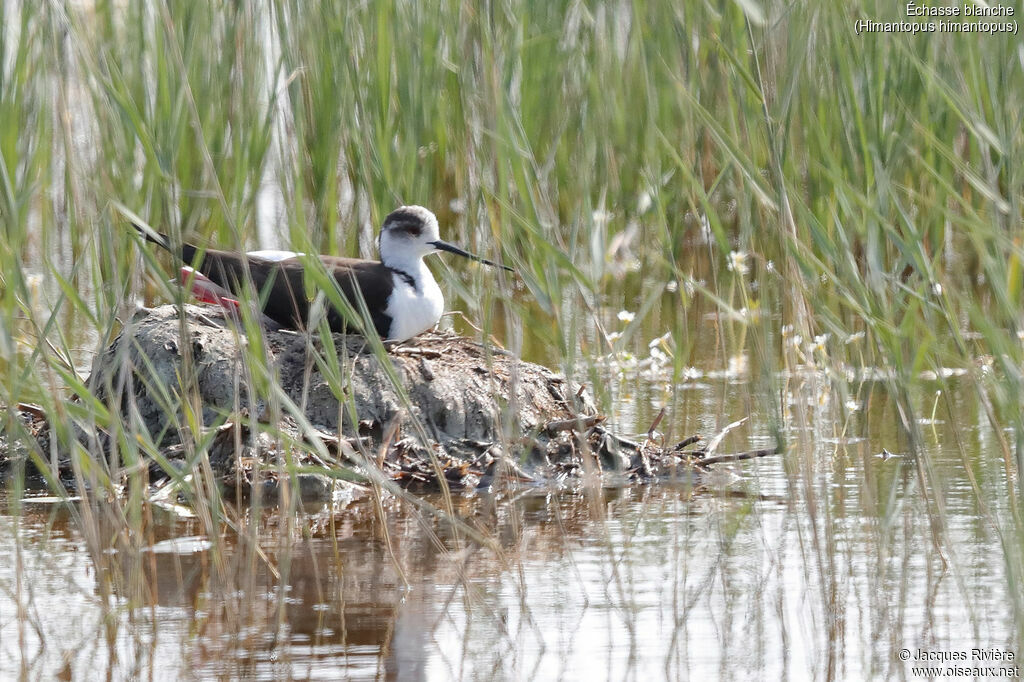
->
2, 305, 774, 499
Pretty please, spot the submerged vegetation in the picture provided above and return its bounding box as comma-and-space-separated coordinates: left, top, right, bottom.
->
1, 0, 1022, 677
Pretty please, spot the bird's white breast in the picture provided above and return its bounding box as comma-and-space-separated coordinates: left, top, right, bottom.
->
384, 264, 444, 341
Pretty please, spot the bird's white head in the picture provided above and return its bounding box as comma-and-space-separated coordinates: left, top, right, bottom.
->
378, 204, 515, 273
378, 205, 442, 269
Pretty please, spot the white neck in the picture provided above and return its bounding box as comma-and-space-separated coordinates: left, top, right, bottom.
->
381, 249, 431, 281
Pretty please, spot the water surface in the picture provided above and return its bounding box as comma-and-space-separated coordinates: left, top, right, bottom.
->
1, 370, 1015, 680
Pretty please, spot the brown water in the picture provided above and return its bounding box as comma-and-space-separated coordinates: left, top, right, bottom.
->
1, 368, 1017, 680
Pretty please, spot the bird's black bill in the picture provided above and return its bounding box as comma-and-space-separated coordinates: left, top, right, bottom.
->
431, 240, 514, 272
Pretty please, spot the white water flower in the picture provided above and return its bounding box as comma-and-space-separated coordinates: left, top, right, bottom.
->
681, 366, 703, 381
727, 354, 749, 378
699, 213, 712, 242
637, 191, 653, 214
640, 366, 669, 381
727, 250, 749, 275
648, 331, 672, 349
617, 310, 636, 323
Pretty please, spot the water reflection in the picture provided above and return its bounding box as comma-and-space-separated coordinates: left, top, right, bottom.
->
1, 376, 1018, 680
0, 483, 755, 679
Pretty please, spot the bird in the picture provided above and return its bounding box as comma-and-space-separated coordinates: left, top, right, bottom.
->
134, 205, 512, 342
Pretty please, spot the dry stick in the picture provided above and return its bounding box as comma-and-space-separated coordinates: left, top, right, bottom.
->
15, 403, 47, 420
697, 448, 779, 467
545, 415, 605, 434
647, 407, 667, 441
441, 311, 513, 355
672, 435, 703, 450
704, 417, 748, 456
389, 346, 442, 358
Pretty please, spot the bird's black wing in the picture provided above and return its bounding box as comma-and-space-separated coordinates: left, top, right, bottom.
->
319, 257, 395, 337
136, 229, 393, 336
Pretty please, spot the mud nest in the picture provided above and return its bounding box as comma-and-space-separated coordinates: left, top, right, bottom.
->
1, 305, 776, 500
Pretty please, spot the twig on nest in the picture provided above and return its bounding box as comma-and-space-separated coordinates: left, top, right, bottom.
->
671, 435, 702, 451
442, 311, 511, 353
390, 346, 443, 358
704, 417, 748, 455
15, 403, 48, 421
646, 407, 666, 443
545, 414, 605, 435
697, 447, 779, 466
